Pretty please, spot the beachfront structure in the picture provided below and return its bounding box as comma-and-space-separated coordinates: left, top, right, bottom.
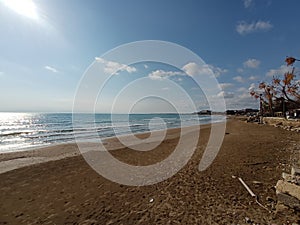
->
197, 110, 212, 115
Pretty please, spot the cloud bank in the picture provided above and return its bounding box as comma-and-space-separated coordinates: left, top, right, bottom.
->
236, 21, 273, 35
95, 57, 137, 74
243, 58, 260, 68
44, 66, 59, 73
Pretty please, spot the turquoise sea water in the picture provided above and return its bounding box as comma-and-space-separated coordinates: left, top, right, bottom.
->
0, 113, 225, 153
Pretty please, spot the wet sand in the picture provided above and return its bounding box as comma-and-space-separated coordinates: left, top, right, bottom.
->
0, 119, 299, 224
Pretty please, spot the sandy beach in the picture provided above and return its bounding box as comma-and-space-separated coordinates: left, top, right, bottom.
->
0, 118, 299, 224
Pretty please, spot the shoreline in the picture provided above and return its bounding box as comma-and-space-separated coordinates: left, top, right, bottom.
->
0, 113, 225, 155
0, 122, 214, 174
0, 118, 221, 154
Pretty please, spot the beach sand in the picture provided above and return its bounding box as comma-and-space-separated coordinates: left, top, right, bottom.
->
0, 118, 299, 224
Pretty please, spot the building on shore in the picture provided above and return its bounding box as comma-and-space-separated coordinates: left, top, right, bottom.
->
196, 110, 212, 115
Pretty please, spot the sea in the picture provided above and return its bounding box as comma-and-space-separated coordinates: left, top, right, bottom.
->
0, 113, 225, 153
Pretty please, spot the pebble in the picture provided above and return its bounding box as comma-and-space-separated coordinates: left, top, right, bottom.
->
252, 180, 262, 185
266, 196, 274, 202
245, 217, 251, 223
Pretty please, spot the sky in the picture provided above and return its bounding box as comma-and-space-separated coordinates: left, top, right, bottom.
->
0, 0, 300, 113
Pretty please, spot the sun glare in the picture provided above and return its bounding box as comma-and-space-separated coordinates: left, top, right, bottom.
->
2, 0, 39, 20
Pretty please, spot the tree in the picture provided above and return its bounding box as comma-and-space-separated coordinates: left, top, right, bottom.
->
250, 57, 300, 116
273, 68, 300, 107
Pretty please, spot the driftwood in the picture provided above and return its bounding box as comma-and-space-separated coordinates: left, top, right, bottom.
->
238, 177, 255, 197
238, 177, 271, 213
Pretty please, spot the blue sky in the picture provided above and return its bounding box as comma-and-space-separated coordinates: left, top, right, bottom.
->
0, 0, 299, 112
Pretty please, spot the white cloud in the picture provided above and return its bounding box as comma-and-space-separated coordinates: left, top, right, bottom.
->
237, 87, 247, 92
212, 83, 260, 109
236, 20, 273, 35
44, 66, 59, 73
211, 66, 228, 77
144, 64, 148, 69
243, 58, 260, 68
237, 68, 244, 73
182, 62, 209, 77
248, 83, 256, 91
182, 62, 227, 77
266, 65, 290, 77
249, 75, 259, 81
148, 62, 227, 80
222, 86, 259, 109
95, 57, 137, 74
162, 87, 169, 90
148, 70, 184, 80
233, 76, 245, 83
243, 0, 254, 8
217, 91, 235, 99
219, 83, 234, 90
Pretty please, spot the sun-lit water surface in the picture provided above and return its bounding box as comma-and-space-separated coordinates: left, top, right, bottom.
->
0, 113, 225, 153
